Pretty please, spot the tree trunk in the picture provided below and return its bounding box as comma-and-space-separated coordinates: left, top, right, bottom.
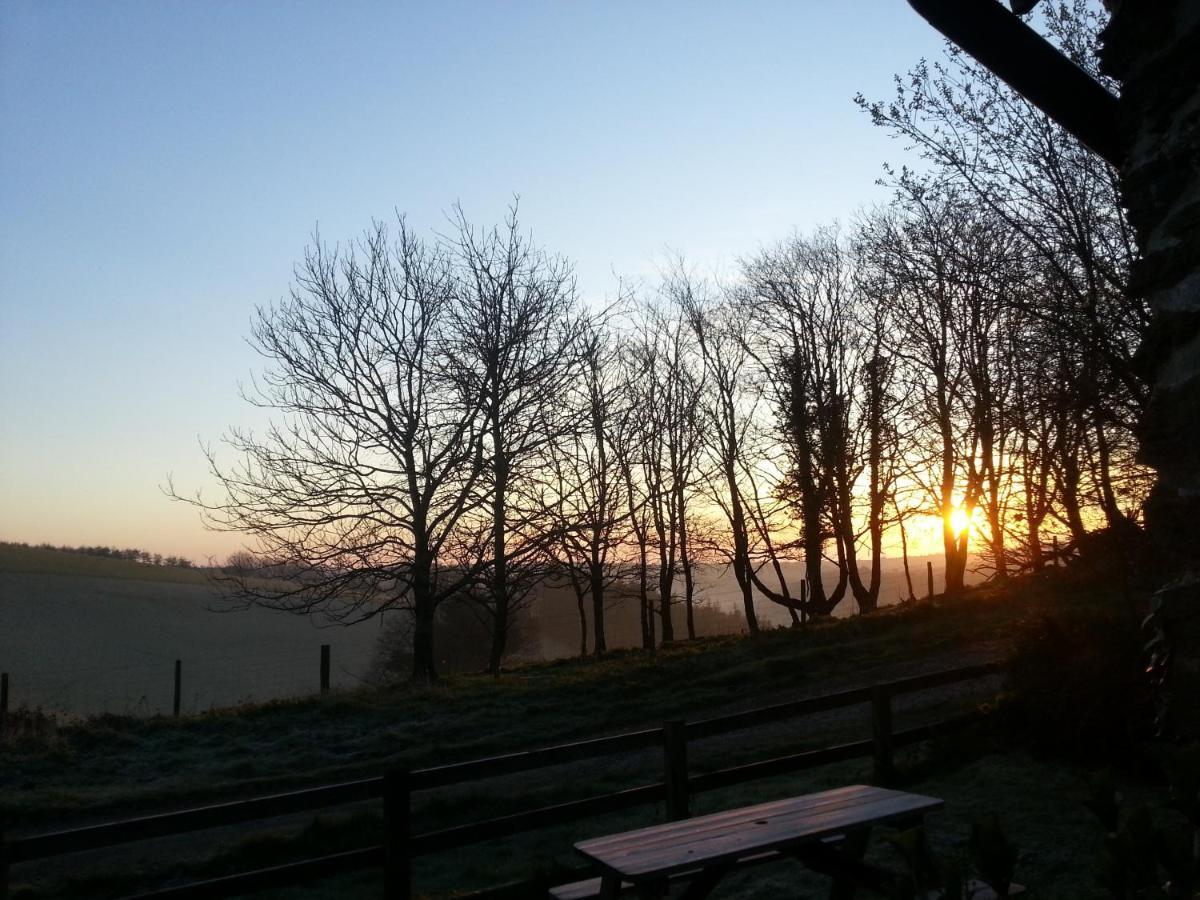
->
410, 587, 437, 684
677, 484, 695, 640
727, 471, 760, 634
487, 415, 509, 675
410, 542, 438, 684
658, 560, 675, 644
589, 557, 606, 655
655, 489, 676, 645
898, 516, 917, 602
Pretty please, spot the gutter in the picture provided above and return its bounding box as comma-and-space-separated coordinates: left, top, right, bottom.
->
906, 0, 1124, 166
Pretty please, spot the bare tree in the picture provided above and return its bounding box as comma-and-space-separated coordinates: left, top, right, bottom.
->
611, 338, 657, 649
742, 226, 896, 614
625, 300, 706, 643
857, 187, 1024, 594
677, 267, 764, 633
544, 320, 631, 655
856, 0, 1150, 538
175, 219, 488, 683
444, 203, 589, 672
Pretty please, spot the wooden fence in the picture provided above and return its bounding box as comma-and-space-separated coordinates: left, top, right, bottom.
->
0, 661, 1003, 900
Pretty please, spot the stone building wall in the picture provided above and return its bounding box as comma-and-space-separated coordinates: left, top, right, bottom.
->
1101, 0, 1200, 736
1100, 1, 1200, 571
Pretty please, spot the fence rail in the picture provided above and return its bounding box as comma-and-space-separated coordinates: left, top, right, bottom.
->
0, 660, 1004, 900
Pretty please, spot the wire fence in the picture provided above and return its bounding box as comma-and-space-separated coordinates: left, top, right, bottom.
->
0, 642, 378, 721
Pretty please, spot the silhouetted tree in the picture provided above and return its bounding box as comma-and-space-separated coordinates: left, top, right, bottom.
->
443, 203, 590, 672
544, 319, 631, 655
856, 0, 1150, 543
627, 298, 706, 643
175, 217, 491, 683
678, 267, 767, 632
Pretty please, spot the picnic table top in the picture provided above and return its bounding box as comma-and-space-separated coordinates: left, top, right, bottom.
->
574, 784, 943, 880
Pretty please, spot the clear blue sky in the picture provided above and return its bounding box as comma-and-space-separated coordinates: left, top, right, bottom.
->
0, 1, 948, 560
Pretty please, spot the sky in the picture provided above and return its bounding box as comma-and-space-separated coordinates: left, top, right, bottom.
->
0, 1, 951, 562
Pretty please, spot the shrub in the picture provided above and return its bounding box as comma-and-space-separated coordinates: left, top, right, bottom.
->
1003, 607, 1152, 762
0, 705, 64, 750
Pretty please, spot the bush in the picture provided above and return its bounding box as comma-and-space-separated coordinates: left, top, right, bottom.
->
1003, 607, 1152, 762
0, 705, 66, 752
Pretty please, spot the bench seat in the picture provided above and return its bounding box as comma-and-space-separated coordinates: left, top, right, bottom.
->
550, 837, 843, 899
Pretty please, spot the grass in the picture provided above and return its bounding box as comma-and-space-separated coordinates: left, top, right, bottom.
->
1, 578, 1032, 820
0, 543, 212, 585
2, 565, 1159, 899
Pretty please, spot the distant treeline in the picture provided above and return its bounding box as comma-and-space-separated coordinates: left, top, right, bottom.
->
1, 540, 195, 569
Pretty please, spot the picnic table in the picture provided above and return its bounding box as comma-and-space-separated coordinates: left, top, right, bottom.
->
562, 784, 943, 899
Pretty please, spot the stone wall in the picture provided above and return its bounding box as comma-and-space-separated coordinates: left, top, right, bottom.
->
1101, 0, 1200, 737
1100, 1, 1200, 572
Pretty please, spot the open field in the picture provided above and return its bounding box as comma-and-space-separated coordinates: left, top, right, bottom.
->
0, 544, 979, 718
2, 566, 1161, 899
0, 563, 383, 718
0, 544, 215, 583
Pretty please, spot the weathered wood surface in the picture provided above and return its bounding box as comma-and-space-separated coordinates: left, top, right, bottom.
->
575, 785, 942, 880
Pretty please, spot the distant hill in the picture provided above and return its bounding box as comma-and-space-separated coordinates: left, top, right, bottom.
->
0, 543, 212, 585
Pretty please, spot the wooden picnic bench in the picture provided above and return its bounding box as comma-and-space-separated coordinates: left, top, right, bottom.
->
555, 784, 943, 899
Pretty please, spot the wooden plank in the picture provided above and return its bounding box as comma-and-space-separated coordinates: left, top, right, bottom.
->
412, 784, 666, 856
688, 739, 873, 794
8, 779, 383, 862
884, 662, 1001, 697
579, 785, 876, 856
891, 712, 979, 749
118, 846, 381, 899
383, 768, 410, 900
685, 686, 872, 739
1, 811, 9, 900
684, 662, 997, 740
411, 728, 663, 790
615, 792, 931, 873
871, 687, 894, 785
662, 721, 689, 821
10, 732, 667, 861
577, 787, 942, 880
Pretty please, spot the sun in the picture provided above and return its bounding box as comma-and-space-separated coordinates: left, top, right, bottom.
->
949, 507, 971, 536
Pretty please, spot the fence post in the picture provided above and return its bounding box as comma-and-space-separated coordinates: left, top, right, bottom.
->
1052, 535, 1060, 566
663, 720, 689, 821
320, 644, 330, 695
926, 561, 934, 600
1, 672, 8, 735
173, 660, 182, 718
871, 686, 895, 786
1, 811, 9, 900
383, 768, 411, 900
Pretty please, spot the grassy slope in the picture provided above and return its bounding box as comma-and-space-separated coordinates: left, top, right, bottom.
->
1, 575, 1037, 821
1, 569, 1146, 899
0, 544, 212, 585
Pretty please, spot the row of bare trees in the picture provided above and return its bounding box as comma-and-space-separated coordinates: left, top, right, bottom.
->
183, 3, 1149, 681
